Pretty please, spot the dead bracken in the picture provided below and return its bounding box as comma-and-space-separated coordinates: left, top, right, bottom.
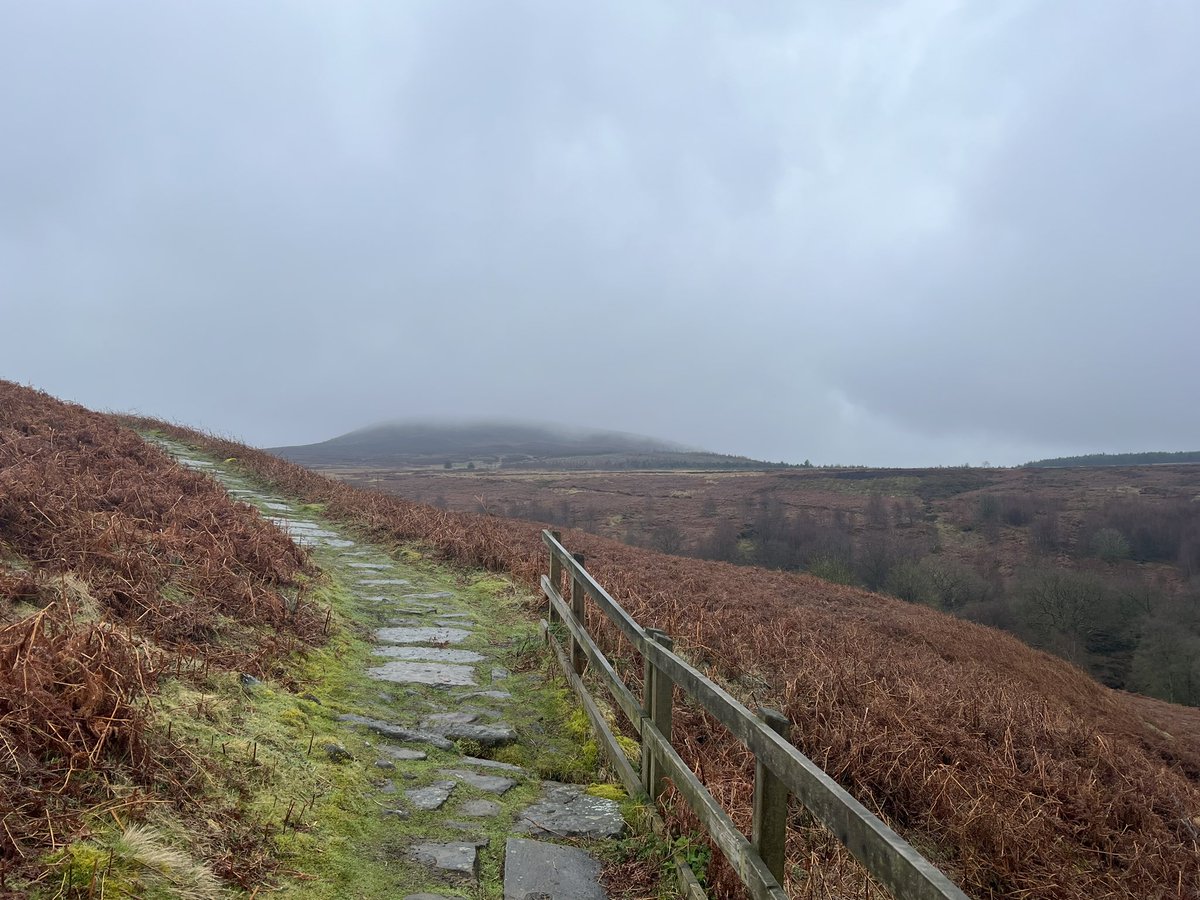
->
0, 382, 322, 891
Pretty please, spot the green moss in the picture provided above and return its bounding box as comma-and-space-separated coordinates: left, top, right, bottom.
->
616, 734, 641, 762
484, 745, 523, 768
585, 783, 627, 802
465, 576, 511, 598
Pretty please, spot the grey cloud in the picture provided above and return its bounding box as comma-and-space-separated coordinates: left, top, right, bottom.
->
2, 1, 1197, 466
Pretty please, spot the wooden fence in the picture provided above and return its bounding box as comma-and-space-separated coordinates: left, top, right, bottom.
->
539, 529, 970, 900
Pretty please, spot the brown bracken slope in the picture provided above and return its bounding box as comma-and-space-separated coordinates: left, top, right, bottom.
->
124, 416, 1200, 899
0, 383, 320, 892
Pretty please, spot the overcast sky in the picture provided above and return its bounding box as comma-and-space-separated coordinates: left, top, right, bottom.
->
3, 2, 1198, 466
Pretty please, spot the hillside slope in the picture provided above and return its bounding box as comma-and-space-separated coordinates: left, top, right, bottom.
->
138, 415, 1200, 899
344, 462, 1200, 703
271, 420, 780, 471
1025, 450, 1200, 467
0, 383, 321, 890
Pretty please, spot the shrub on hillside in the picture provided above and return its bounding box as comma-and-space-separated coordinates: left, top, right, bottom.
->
1089, 527, 1132, 563
1131, 619, 1200, 705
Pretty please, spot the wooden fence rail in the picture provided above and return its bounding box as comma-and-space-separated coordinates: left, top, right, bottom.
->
539, 529, 969, 900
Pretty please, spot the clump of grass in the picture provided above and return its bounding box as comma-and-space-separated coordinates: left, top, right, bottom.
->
51, 825, 222, 900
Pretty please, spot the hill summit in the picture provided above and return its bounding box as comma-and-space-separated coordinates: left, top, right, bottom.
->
270, 420, 778, 471
270, 420, 687, 465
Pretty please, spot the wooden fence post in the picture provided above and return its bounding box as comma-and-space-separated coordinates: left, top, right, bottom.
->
752, 707, 792, 885
642, 628, 674, 801
570, 552, 587, 674
547, 531, 562, 625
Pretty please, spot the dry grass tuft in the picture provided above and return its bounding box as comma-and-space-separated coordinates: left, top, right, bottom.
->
117, 825, 223, 900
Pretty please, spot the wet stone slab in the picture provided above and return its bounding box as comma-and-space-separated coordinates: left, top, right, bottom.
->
423, 712, 479, 727
372, 646, 485, 664
269, 522, 339, 539
402, 591, 454, 600
423, 721, 517, 746
410, 841, 481, 881
366, 661, 478, 687
504, 838, 606, 900
516, 783, 625, 838
380, 745, 428, 762
347, 562, 392, 570
405, 781, 457, 811
439, 769, 517, 794
376, 626, 471, 645
462, 756, 526, 773
359, 578, 412, 586
336, 713, 455, 749
458, 799, 502, 817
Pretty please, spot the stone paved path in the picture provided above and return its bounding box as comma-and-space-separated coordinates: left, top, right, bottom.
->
149, 438, 626, 899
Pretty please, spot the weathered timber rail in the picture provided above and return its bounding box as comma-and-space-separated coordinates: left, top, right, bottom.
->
539, 529, 969, 900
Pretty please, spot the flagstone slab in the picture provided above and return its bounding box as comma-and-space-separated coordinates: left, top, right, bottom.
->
459, 799, 502, 817
423, 712, 479, 727
423, 721, 517, 746
516, 783, 625, 838
379, 745, 428, 762
461, 756, 526, 773
336, 713, 454, 749
504, 838, 606, 900
366, 661, 478, 687
439, 769, 517, 794
410, 841, 480, 881
405, 781, 457, 811
376, 626, 471, 645
372, 646, 486, 664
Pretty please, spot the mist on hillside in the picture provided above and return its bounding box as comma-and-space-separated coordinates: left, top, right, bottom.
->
268, 418, 786, 470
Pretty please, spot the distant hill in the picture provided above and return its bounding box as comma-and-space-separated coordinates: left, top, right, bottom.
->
270, 420, 789, 471
1024, 450, 1200, 468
